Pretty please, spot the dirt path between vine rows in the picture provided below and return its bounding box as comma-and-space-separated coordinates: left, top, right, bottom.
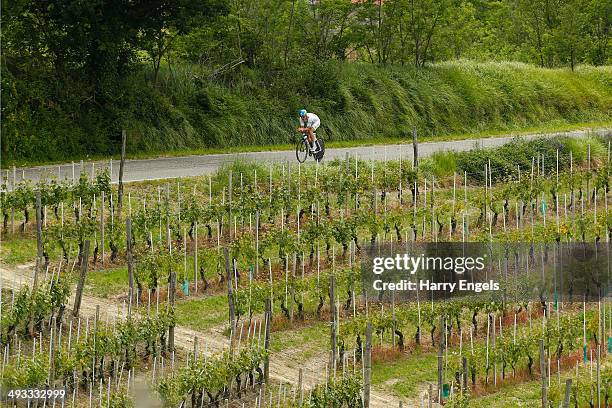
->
0, 263, 419, 407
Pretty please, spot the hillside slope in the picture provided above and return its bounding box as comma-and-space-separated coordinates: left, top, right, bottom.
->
3, 60, 611, 163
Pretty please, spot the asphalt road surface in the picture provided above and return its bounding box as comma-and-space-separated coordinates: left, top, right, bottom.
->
5, 128, 610, 187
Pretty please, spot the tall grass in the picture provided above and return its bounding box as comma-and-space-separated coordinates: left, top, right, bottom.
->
4, 60, 611, 163
564, 135, 607, 163
142, 60, 610, 153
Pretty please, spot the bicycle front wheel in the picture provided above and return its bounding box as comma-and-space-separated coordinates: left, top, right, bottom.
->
296, 140, 308, 163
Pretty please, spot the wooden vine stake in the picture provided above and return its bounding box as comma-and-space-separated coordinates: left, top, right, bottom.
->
228, 171, 233, 240
117, 130, 127, 219
49, 316, 56, 385
540, 339, 547, 407
298, 368, 303, 406
563, 378, 572, 408
255, 211, 260, 278
93, 305, 99, 380
437, 315, 445, 402
363, 321, 372, 408
168, 271, 176, 354
34, 190, 43, 288
194, 222, 198, 293
225, 247, 236, 336
329, 274, 337, 373
264, 298, 272, 383
597, 295, 601, 407
126, 218, 135, 317
73, 240, 91, 318
101, 191, 105, 262
462, 357, 467, 393
290, 253, 296, 322
11, 166, 15, 233
412, 127, 418, 168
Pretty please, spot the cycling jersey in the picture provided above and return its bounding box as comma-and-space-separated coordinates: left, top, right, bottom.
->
299, 112, 321, 130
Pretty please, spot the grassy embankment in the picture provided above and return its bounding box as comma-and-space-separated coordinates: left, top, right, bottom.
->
3, 60, 611, 166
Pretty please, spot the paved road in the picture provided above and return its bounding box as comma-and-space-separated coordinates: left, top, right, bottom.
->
5, 128, 610, 186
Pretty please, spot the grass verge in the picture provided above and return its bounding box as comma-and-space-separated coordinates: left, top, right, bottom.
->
6, 121, 611, 168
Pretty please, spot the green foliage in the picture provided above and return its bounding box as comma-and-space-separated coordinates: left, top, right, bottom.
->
135, 248, 179, 290
453, 135, 608, 183
1, 309, 172, 398
157, 345, 267, 407
3, 59, 611, 164
3, 0, 611, 163
302, 375, 363, 408
446, 391, 471, 407
1, 354, 49, 389
103, 391, 134, 408
0, 278, 70, 344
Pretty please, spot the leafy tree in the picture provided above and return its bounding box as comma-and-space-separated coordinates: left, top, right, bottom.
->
138, 0, 229, 85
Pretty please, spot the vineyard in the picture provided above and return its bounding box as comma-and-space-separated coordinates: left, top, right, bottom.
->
1, 134, 611, 407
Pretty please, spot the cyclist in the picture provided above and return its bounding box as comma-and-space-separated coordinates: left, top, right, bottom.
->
298, 109, 321, 153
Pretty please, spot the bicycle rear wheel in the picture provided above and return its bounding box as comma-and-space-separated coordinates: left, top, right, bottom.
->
314, 138, 325, 162
296, 140, 308, 163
